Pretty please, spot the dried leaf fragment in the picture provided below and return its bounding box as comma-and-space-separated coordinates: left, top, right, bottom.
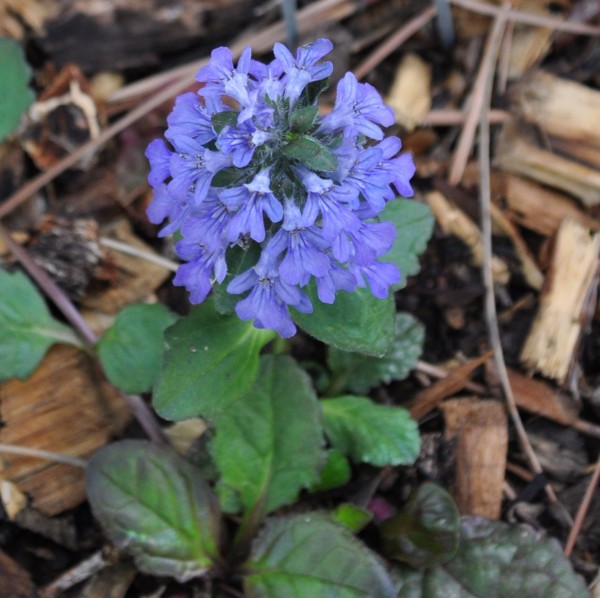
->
386, 53, 432, 132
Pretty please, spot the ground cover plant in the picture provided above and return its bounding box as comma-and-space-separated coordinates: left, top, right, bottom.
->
0, 1, 599, 596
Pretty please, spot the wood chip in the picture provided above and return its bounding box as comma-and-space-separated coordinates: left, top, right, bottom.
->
0, 345, 130, 516
498, 174, 600, 237
513, 71, 600, 151
0, 479, 28, 520
495, 120, 600, 206
386, 53, 432, 132
490, 201, 544, 290
506, 0, 557, 79
408, 352, 492, 420
441, 398, 508, 519
425, 191, 510, 284
508, 368, 579, 425
520, 219, 600, 383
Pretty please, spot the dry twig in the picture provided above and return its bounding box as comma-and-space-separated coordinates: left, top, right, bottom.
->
354, 5, 438, 80
0, 444, 87, 468
564, 455, 600, 556
450, 0, 600, 35
475, 5, 566, 514
99, 237, 179, 272
39, 550, 108, 598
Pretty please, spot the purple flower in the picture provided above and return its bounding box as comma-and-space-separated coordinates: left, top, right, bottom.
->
299, 169, 361, 240
166, 93, 217, 146
179, 192, 232, 252
228, 254, 312, 338
320, 72, 395, 139
274, 38, 333, 105
173, 244, 227, 304
220, 170, 283, 243
218, 120, 271, 167
316, 264, 357, 304
374, 137, 416, 198
268, 202, 331, 285
348, 221, 397, 266
145, 38, 417, 337
146, 183, 172, 224
168, 143, 232, 209
351, 261, 401, 298
146, 139, 172, 188
339, 145, 392, 212
197, 46, 253, 108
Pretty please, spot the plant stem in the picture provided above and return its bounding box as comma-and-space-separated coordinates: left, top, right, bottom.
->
228, 498, 266, 565
270, 335, 290, 355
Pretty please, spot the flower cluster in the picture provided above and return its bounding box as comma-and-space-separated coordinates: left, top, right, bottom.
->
146, 39, 415, 337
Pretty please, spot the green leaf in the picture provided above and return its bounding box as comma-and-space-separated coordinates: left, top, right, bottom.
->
381, 199, 434, 289
289, 104, 319, 133
211, 110, 238, 133
292, 284, 395, 357
86, 440, 221, 583
327, 312, 424, 394
0, 269, 79, 381
392, 516, 590, 598
153, 299, 275, 421
0, 38, 34, 142
211, 355, 325, 515
321, 396, 420, 467
281, 135, 337, 172
245, 513, 396, 598
211, 165, 253, 188
381, 483, 460, 568
302, 77, 330, 105
332, 503, 373, 533
310, 448, 351, 493
97, 303, 177, 394
213, 244, 260, 315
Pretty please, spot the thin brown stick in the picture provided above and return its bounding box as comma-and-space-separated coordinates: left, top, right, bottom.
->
415, 359, 488, 394
450, 0, 600, 35
572, 418, 600, 440
0, 443, 87, 468
448, 8, 506, 185
564, 455, 600, 556
0, 226, 166, 445
497, 19, 514, 94
39, 550, 107, 598
423, 108, 509, 126
99, 237, 179, 272
476, 5, 566, 512
354, 5, 438, 80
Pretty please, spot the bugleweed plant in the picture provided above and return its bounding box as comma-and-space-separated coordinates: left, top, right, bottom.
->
0, 39, 589, 597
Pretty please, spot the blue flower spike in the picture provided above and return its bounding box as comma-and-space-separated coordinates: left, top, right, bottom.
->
146, 39, 416, 338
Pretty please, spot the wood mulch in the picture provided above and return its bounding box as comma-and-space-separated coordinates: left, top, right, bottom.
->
1, 0, 600, 595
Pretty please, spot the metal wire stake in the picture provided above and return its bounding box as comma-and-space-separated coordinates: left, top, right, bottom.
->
281, 0, 299, 50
